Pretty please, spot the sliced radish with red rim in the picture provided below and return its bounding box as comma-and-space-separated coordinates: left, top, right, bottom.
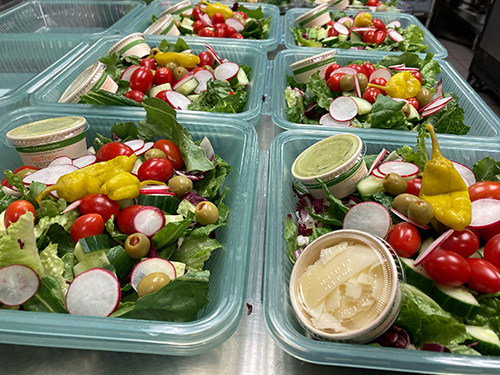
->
173, 73, 195, 91
368, 148, 387, 175
469, 199, 500, 228
319, 114, 350, 127
214, 62, 239, 81
334, 22, 349, 35
62, 199, 82, 214
377, 161, 420, 178
386, 20, 401, 29
130, 258, 177, 291
337, 17, 352, 25
354, 74, 361, 97
72, 155, 96, 168
2, 186, 22, 197
389, 207, 431, 230
205, 43, 223, 64
22, 164, 79, 186
124, 139, 145, 152
199, 136, 215, 161
343, 201, 392, 239
388, 64, 405, 70
371, 168, 385, 179
165, 91, 191, 111
48, 156, 73, 167
131, 206, 166, 237
434, 78, 443, 99
452, 161, 475, 186
334, 67, 358, 75
200, 13, 213, 27
351, 27, 376, 33
388, 29, 405, 43
329, 96, 358, 122
139, 185, 171, 195
0, 264, 40, 306
369, 68, 392, 83
193, 69, 214, 94
225, 17, 244, 32
414, 229, 455, 266
120, 65, 141, 82
134, 141, 155, 156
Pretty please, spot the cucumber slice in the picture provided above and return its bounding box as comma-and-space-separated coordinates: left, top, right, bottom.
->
400, 257, 435, 294
78, 235, 110, 257
430, 284, 481, 320
465, 325, 500, 356
73, 250, 112, 277
470, 246, 484, 259
105, 245, 137, 281
138, 194, 180, 215
418, 236, 435, 255
338, 33, 348, 42
178, 24, 193, 35
357, 175, 384, 196
322, 36, 339, 47
187, 94, 199, 102
148, 83, 172, 98
181, 17, 194, 26
350, 30, 362, 42
229, 67, 249, 88
350, 96, 372, 115
175, 77, 198, 96
407, 104, 422, 123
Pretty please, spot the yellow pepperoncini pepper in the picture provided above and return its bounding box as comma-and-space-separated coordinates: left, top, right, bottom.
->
200, 1, 233, 19
36, 154, 164, 203
354, 12, 372, 27
418, 124, 472, 231
368, 71, 421, 99
99, 172, 141, 201
154, 52, 200, 68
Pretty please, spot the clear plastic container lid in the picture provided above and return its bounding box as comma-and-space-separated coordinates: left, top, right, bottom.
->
160, 0, 192, 17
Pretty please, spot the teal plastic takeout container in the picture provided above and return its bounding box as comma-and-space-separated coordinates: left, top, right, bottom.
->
0, 34, 88, 117
0, 0, 145, 36
264, 129, 500, 374
271, 49, 500, 141
123, 0, 281, 53
283, 8, 448, 58
31, 35, 267, 126
0, 106, 259, 355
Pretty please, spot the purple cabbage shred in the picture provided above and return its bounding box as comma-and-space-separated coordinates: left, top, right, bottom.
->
421, 343, 451, 353
181, 191, 207, 206
18, 239, 24, 249
175, 170, 205, 181
374, 325, 411, 349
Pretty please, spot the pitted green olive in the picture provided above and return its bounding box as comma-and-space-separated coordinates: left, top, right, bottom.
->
165, 61, 179, 72
416, 88, 432, 107
408, 199, 434, 226
356, 73, 368, 90
137, 272, 170, 297
195, 201, 219, 225
173, 66, 189, 81
144, 148, 166, 160
402, 103, 411, 117
340, 75, 355, 91
383, 173, 407, 196
168, 176, 193, 196
124, 233, 151, 259
150, 47, 160, 56
393, 193, 420, 215
343, 19, 353, 28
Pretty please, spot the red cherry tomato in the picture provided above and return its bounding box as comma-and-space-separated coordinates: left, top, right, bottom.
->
484, 234, 500, 269
362, 87, 382, 104
386, 222, 421, 257
328, 27, 339, 37
70, 213, 105, 243
137, 157, 173, 183
198, 28, 215, 37
327, 72, 344, 93
375, 30, 387, 45
192, 6, 202, 21
363, 30, 377, 44
4, 200, 36, 228
154, 67, 174, 86
125, 90, 145, 103
214, 28, 226, 38
155, 90, 171, 102
234, 11, 248, 20
440, 229, 479, 258
0, 178, 11, 189
367, 0, 378, 5
117, 205, 142, 235
213, 22, 228, 29
2, 166, 38, 189
372, 19, 387, 31
140, 58, 156, 70
230, 33, 244, 39
480, 222, 500, 242
79, 194, 120, 223
466, 258, 500, 293
347, 64, 368, 77
129, 66, 154, 93
423, 249, 470, 287
362, 62, 375, 79
193, 20, 205, 34
198, 51, 215, 67
96, 142, 134, 162
412, 71, 422, 84
468, 181, 500, 201
211, 12, 225, 24
407, 97, 420, 111
405, 178, 422, 196
325, 63, 341, 80
370, 77, 387, 95
226, 26, 237, 36
154, 139, 184, 169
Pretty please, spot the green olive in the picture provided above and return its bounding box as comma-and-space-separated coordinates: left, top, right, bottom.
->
150, 47, 160, 56
137, 272, 171, 298
15, 167, 37, 179
202, 65, 214, 73
173, 66, 189, 81
402, 103, 411, 117
383, 173, 407, 196
124, 233, 151, 259
376, 4, 387, 11
356, 73, 368, 90
234, 14, 247, 24
416, 88, 432, 107
407, 199, 433, 226
165, 61, 179, 72
343, 19, 353, 29
340, 75, 355, 92
168, 175, 193, 196
195, 201, 219, 225
392, 193, 420, 215
144, 148, 166, 160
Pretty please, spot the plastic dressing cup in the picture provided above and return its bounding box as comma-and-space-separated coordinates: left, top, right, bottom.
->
289, 50, 337, 83
107, 33, 151, 59
295, 3, 331, 28
144, 14, 180, 36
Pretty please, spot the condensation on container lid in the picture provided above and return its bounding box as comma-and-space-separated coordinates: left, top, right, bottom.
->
58, 62, 107, 103
6, 117, 89, 148
107, 33, 147, 56
160, 0, 192, 17
144, 14, 175, 35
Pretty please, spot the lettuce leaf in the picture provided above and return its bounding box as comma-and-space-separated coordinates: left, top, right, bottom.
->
397, 125, 429, 171
34, 210, 79, 238
291, 28, 322, 48
39, 243, 69, 299
307, 71, 333, 110
472, 157, 500, 182
193, 155, 231, 199
370, 95, 409, 130
465, 293, 500, 337
22, 276, 67, 314
426, 93, 469, 135
285, 216, 298, 264
170, 236, 221, 271
158, 38, 190, 53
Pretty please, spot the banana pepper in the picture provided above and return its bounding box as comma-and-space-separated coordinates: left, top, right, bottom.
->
36, 154, 164, 203
354, 12, 372, 27
154, 52, 200, 68
368, 71, 421, 99
418, 124, 472, 231
200, 1, 233, 19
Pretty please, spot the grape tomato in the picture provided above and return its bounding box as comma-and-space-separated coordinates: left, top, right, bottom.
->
96, 142, 134, 162
466, 258, 500, 293
79, 194, 120, 222
154, 139, 184, 169
440, 229, 479, 258
484, 234, 500, 269
423, 248, 470, 287
70, 213, 105, 243
386, 222, 421, 257
129, 66, 154, 93
4, 200, 36, 228
137, 157, 173, 183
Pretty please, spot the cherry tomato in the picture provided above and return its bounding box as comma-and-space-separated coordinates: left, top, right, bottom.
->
70, 213, 105, 243
230, 33, 244, 39
234, 11, 248, 20
154, 139, 184, 169
347, 64, 368, 77
405, 178, 422, 196
130, 66, 154, 93
325, 63, 341, 80
327, 72, 344, 93
466, 258, 500, 293
412, 71, 422, 84
1, 166, 38, 189
328, 27, 339, 37
193, 20, 205, 34
375, 30, 387, 45
423, 249, 470, 287
367, 0, 378, 5
484, 234, 500, 269
154, 67, 174, 86
79, 194, 120, 223
192, 6, 202, 21
363, 30, 377, 44
125, 90, 145, 103
140, 58, 156, 70
325, 20, 335, 27
213, 22, 228, 29
440, 229, 479, 258
468, 181, 500, 201
96, 142, 134, 162
407, 97, 420, 111
0, 178, 11, 189
117, 205, 143, 235
370, 77, 387, 94
226, 26, 237, 37
198, 28, 215, 37
4, 200, 36, 228
138, 157, 173, 183
386, 222, 421, 257
211, 12, 225, 24
198, 51, 215, 67
372, 19, 386, 31
480, 222, 500, 242
214, 28, 226, 38
155, 90, 171, 102
362, 87, 382, 104
362, 62, 375, 79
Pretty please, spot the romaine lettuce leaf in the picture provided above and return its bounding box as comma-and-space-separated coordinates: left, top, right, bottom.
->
22, 276, 67, 314
472, 157, 500, 182
39, 243, 69, 299
285, 216, 298, 264
397, 125, 429, 171
291, 28, 322, 48
170, 235, 221, 271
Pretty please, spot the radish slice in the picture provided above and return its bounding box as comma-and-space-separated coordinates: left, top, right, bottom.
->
421, 106, 446, 117
319, 114, 350, 127
369, 68, 392, 83
388, 29, 405, 43
22, 164, 78, 186
434, 78, 443, 99
87, 146, 96, 155
421, 96, 453, 112
337, 16, 352, 25
343, 201, 391, 238
48, 156, 73, 167
452, 162, 476, 186
334, 22, 349, 35
214, 62, 239, 81
139, 185, 172, 195
351, 27, 376, 33
333, 67, 358, 75
353, 74, 361, 97
392, 98, 408, 104
165, 91, 191, 110
386, 20, 401, 29
225, 17, 244, 32
389, 207, 431, 230
72, 155, 96, 168
173, 73, 194, 91
418, 97, 441, 113
130, 258, 177, 291
388, 64, 405, 70
124, 139, 145, 152
200, 13, 213, 27
199, 136, 215, 162
193, 69, 214, 94
0, 265, 40, 306
469, 199, 500, 228
134, 141, 154, 156
368, 148, 387, 175
371, 168, 385, 179
205, 43, 223, 64
66, 268, 120, 317
414, 229, 454, 266
120, 65, 141, 82
62, 199, 82, 214
2, 186, 22, 197
329, 96, 358, 122
131, 206, 166, 237
377, 161, 420, 178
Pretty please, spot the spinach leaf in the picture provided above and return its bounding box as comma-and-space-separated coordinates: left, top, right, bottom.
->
370, 95, 408, 130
